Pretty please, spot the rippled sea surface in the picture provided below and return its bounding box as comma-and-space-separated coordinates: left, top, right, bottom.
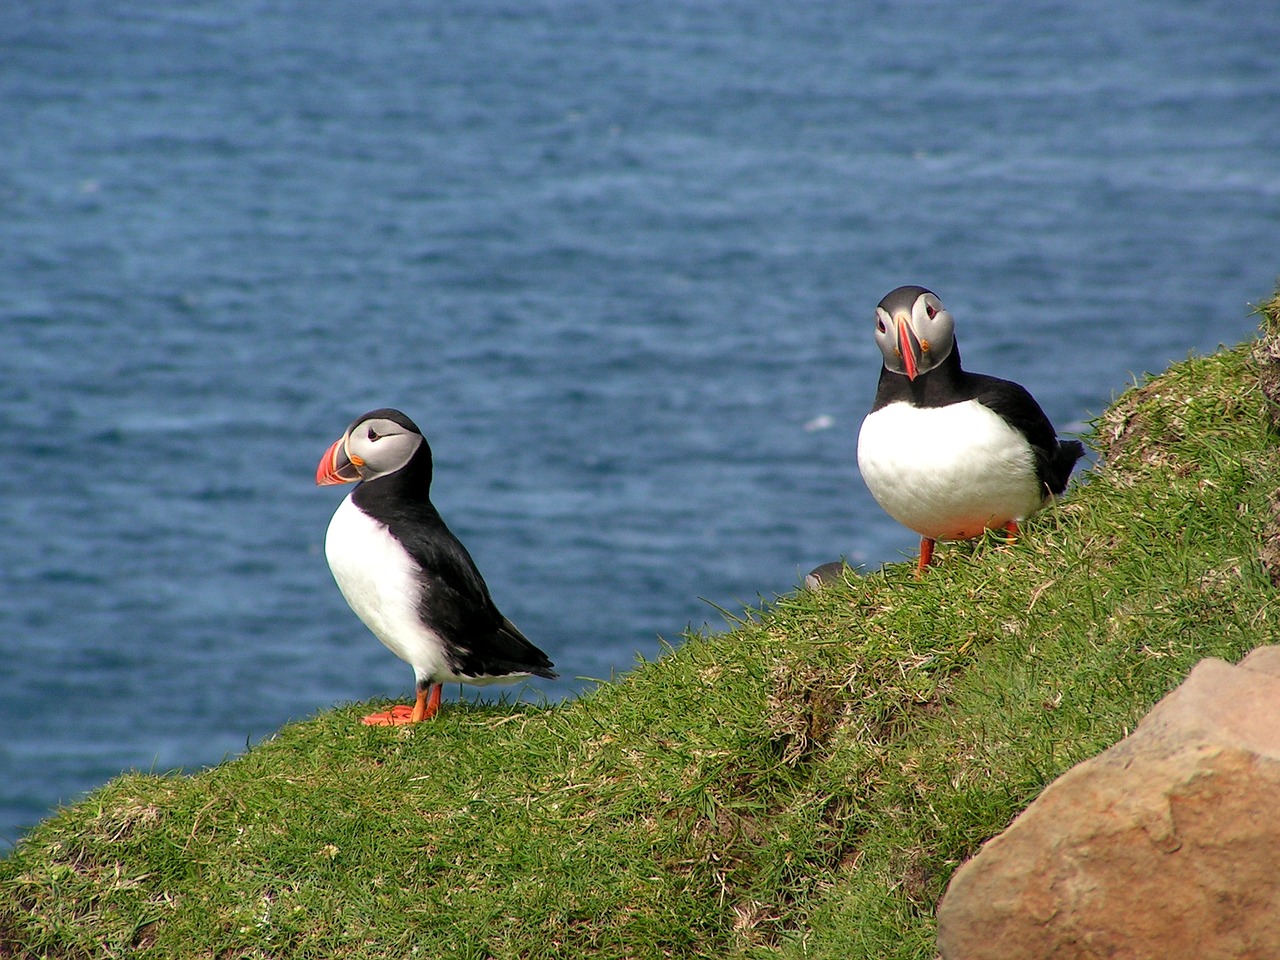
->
2, 0, 1278, 842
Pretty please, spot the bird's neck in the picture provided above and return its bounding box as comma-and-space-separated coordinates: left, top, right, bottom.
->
874, 343, 968, 409
354, 452, 435, 507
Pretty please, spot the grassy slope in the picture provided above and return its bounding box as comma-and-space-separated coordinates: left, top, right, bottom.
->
4, 289, 1279, 960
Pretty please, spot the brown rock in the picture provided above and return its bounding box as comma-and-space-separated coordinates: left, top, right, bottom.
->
937, 647, 1280, 960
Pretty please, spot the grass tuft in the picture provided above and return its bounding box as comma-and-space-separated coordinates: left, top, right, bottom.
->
4, 286, 1280, 959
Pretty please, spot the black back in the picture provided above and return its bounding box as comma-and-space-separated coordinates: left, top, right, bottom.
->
871, 343, 1085, 495
351, 444, 557, 680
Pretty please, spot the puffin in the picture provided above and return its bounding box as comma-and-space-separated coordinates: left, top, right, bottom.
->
856, 286, 1085, 575
315, 408, 557, 725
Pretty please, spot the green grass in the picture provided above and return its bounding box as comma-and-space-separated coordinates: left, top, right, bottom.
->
4, 287, 1280, 959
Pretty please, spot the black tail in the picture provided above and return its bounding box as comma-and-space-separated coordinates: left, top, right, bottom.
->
459, 617, 559, 681
1045, 439, 1086, 495
497, 617, 558, 679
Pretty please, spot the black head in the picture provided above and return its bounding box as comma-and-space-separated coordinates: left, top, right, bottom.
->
316, 408, 428, 485
873, 285, 956, 379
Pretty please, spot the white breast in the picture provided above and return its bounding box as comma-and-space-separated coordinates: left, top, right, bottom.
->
324, 495, 451, 685
857, 399, 1045, 541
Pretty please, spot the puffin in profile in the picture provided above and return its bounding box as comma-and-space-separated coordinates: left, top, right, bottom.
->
856, 286, 1085, 575
315, 408, 557, 725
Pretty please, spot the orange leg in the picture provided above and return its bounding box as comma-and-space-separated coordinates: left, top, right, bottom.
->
411, 682, 443, 723
361, 682, 443, 726
916, 536, 936, 578
1004, 520, 1019, 544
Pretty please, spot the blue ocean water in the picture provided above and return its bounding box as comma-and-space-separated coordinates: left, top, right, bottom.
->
2, 0, 1278, 844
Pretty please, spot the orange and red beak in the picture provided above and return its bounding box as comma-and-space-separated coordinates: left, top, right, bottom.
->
315, 434, 363, 486
897, 315, 921, 381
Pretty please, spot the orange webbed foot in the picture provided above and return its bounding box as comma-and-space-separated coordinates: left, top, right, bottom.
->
361, 704, 417, 726
360, 683, 443, 726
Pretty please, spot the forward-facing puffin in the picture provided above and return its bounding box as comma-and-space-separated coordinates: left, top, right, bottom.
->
856, 286, 1085, 575
315, 408, 557, 725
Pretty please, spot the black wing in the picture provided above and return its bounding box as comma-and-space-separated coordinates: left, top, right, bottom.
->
400, 510, 557, 679
354, 485, 557, 680
870, 345, 1085, 496
969, 373, 1084, 495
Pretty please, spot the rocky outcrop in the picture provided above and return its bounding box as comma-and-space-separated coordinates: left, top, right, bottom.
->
937, 646, 1280, 960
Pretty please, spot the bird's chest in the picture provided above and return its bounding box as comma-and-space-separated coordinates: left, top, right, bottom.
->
857, 399, 1041, 539
324, 496, 428, 657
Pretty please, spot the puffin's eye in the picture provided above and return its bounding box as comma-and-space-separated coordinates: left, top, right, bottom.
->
367, 427, 381, 442
925, 302, 938, 320
876, 318, 887, 334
